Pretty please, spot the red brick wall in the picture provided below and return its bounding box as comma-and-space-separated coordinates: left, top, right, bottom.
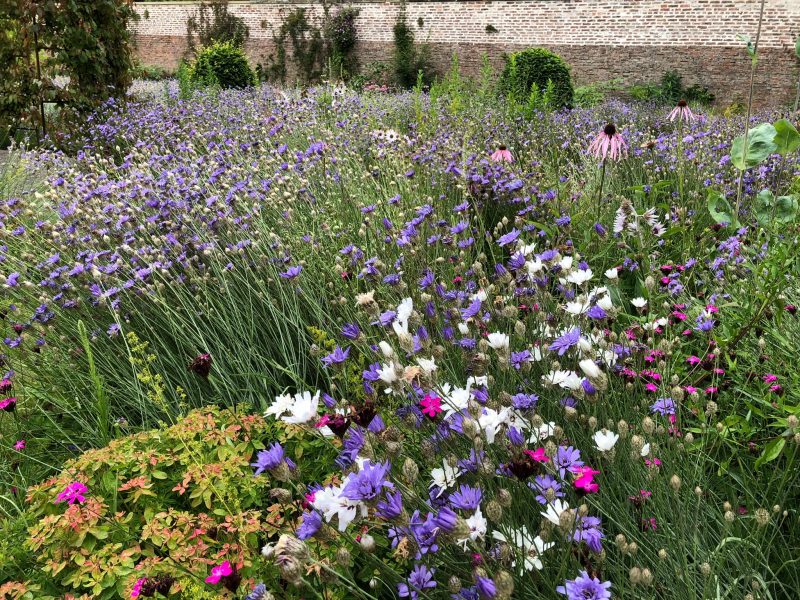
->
132, 0, 800, 107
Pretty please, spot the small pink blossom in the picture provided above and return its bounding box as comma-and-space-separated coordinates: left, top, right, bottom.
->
525, 447, 550, 463
131, 578, 146, 598
55, 481, 88, 505
205, 560, 233, 585
419, 394, 442, 419
572, 465, 600, 494
14, 440, 25, 450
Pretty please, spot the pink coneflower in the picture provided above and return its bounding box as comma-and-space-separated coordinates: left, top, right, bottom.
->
14, 440, 25, 451
588, 123, 627, 161
205, 560, 233, 585
490, 145, 513, 162
668, 99, 697, 123
55, 481, 88, 505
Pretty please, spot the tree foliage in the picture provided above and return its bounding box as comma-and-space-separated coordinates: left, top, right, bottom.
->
0, 0, 136, 143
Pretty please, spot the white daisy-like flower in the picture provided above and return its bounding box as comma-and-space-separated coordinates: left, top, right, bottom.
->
416, 356, 437, 375
593, 429, 620, 451
604, 268, 619, 280
430, 459, 461, 496
281, 390, 320, 424
266, 393, 294, 418
541, 499, 570, 526
641, 442, 651, 457
492, 526, 554, 571
458, 507, 488, 549
631, 297, 648, 308
565, 268, 593, 285
579, 358, 602, 380
565, 299, 590, 315
487, 332, 510, 351
377, 362, 398, 384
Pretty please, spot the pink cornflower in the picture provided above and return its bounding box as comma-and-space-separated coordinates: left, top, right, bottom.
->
131, 578, 146, 598
14, 440, 25, 450
490, 145, 513, 162
687, 355, 701, 366
588, 123, 627, 161
0, 378, 11, 393
419, 394, 442, 419
525, 447, 550, 463
644, 457, 661, 468
668, 99, 697, 123
572, 465, 600, 494
0, 397, 17, 412
763, 374, 778, 384
205, 560, 233, 585
55, 481, 88, 505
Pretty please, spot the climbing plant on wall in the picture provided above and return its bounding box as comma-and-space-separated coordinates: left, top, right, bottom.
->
0, 0, 136, 144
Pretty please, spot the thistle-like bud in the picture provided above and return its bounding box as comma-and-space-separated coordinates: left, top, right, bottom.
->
448, 576, 462, 594
640, 568, 653, 586
270, 488, 293, 503
669, 474, 681, 492
495, 571, 514, 597
700, 562, 712, 576
359, 534, 376, 552
336, 547, 353, 568
496, 489, 512, 508
754, 508, 770, 527
402, 458, 419, 483
485, 500, 503, 522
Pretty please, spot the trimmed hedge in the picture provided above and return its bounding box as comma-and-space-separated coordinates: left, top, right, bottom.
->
189, 41, 256, 89
499, 47, 574, 108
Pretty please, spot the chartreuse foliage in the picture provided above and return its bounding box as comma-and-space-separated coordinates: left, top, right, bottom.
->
17, 407, 335, 598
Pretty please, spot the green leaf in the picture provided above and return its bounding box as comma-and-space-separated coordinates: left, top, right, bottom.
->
774, 194, 799, 223
754, 189, 774, 227
773, 119, 800, 155
796, 35, 800, 59
707, 189, 737, 225
755, 437, 785, 469
730, 123, 777, 170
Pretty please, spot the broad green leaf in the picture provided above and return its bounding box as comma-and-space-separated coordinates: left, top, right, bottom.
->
730, 123, 777, 170
754, 189, 774, 227
755, 437, 785, 469
773, 119, 800, 155
774, 194, 799, 223
796, 35, 800, 59
707, 189, 737, 225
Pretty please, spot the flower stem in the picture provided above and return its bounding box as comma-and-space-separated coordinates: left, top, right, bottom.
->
596, 159, 607, 223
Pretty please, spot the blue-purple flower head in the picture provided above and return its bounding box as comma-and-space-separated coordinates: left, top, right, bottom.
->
341, 460, 391, 501
321, 345, 350, 368
557, 570, 611, 600
449, 484, 482, 511
280, 265, 302, 279
296, 510, 323, 540
549, 327, 582, 356
650, 397, 675, 416
251, 442, 295, 475
398, 564, 437, 598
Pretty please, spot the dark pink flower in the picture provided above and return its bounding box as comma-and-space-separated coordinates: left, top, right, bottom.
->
205, 560, 233, 585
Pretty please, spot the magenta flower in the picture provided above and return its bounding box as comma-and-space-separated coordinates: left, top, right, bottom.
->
55, 481, 88, 505
588, 123, 627, 161
668, 99, 697, 123
419, 394, 442, 419
130, 578, 146, 598
490, 145, 513, 163
0, 397, 17, 412
14, 440, 25, 451
205, 560, 233, 584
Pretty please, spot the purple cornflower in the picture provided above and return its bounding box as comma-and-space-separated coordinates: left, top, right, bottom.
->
461, 297, 482, 320
554, 446, 584, 478
530, 474, 564, 505
296, 510, 322, 540
549, 327, 582, 356
510, 349, 531, 369
251, 442, 295, 475
434, 507, 458, 531
650, 397, 675, 416
497, 228, 521, 247
573, 515, 605, 553
342, 460, 391, 501
321, 345, 350, 368
557, 571, 611, 600
280, 265, 302, 279
511, 393, 539, 410
475, 576, 497, 598
507, 426, 525, 445
376, 490, 404, 519
341, 323, 361, 340
449, 485, 482, 511
398, 564, 437, 599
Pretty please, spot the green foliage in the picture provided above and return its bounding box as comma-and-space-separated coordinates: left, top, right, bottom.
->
393, 8, 432, 89
189, 41, 256, 90
772, 118, 800, 156
265, 8, 327, 85
754, 189, 799, 227
326, 7, 360, 79
629, 70, 715, 106
0, 0, 136, 143
730, 123, 777, 170
186, 0, 249, 53
707, 189, 738, 225
498, 48, 574, 109
573, 79, 624, 107
21, 406, 333, 598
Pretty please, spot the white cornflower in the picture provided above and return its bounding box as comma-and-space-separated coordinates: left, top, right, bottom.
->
430, 460, 461, 496
492, 526, 554, 571
565, 268, 593, 285
487, 332, 510, 351
593, 429, 620, 451
604, 268, 619, 280
541, 499, 570, 526
266, 393, 294, 418
458, 508, 488, 549
631, 297, 648, 308
579, 359, 602, 380
281, 390, 320, 424
416, 356, 437, 375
